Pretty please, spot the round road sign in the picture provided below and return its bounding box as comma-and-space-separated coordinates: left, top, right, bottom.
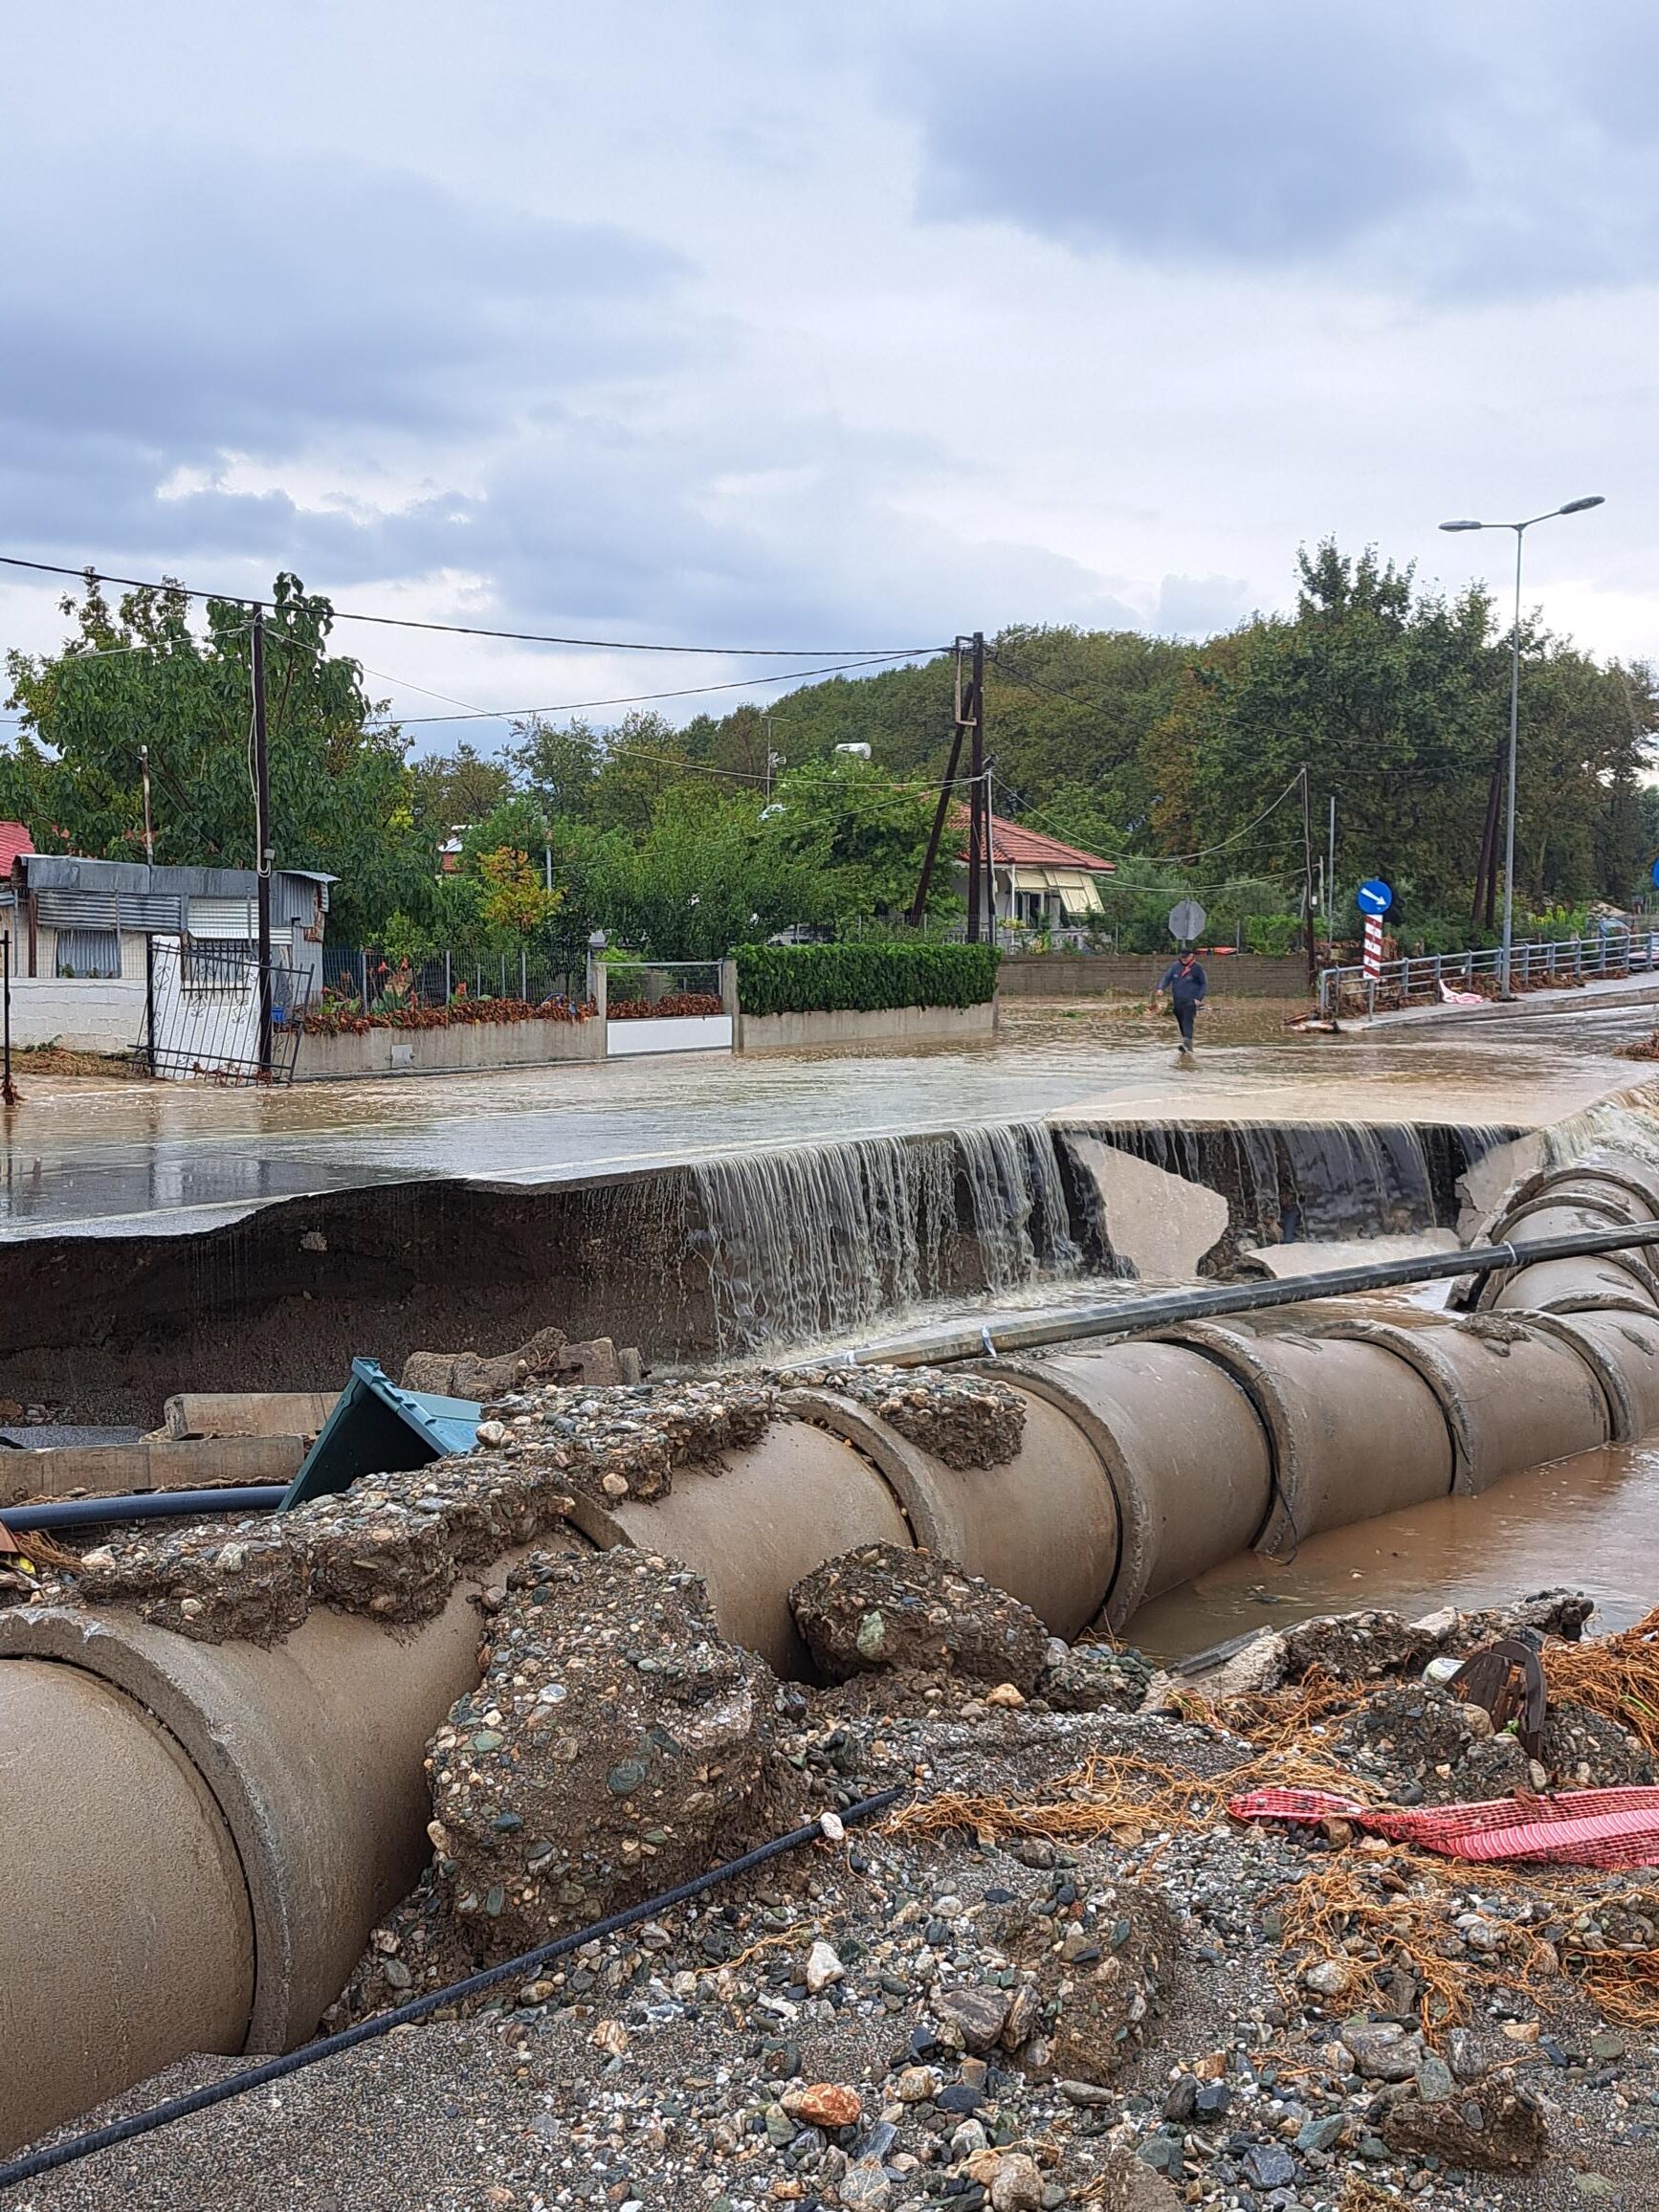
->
1167, 898, 1206, 943
1357, 877, 1393, 918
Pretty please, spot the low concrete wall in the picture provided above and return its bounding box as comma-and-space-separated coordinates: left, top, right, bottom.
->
737, 1001, 998, 1053
999, 953, 1307, 999
5, 978, 145, 1051
295, 1016, 604, 1081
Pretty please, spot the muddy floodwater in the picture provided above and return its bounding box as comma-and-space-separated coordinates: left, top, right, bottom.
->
1126, 1438, 1659, 1660
2, 993, 1653, 1235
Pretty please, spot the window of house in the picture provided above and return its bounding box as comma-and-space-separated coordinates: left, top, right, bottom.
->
55, 927, 122, 978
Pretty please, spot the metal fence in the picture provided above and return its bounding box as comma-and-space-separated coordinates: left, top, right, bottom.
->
1316, 930, 1659, 1018
138, 937, 311, 1084
603, 957, 724, 1012
321, 947, 581, 1012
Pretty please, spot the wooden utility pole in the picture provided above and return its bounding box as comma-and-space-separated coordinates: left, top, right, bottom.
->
252, 609, 274, 1076
910, 632, 976, 927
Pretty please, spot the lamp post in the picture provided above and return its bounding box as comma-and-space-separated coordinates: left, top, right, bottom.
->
1440, 496, 1604, 996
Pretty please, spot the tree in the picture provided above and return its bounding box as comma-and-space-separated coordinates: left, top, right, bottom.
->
765, 753, 954, 919
508, 718, 599, 824
477, 846, 562, 942
592, 799, 823, 958
2, 570, 432, 944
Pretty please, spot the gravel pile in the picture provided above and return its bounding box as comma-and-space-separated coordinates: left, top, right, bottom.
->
426, 1549, 785, 1958
1335, 1680, 1656, 1805
791, 1545, 1051, 1693
782, 1369, 1027, 1471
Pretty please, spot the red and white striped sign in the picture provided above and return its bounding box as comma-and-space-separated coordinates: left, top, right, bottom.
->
1362, 915, 1383, 978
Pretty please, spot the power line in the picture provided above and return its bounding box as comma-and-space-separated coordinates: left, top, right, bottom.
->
361, 653, 928, 727
992, 770, 1303, 869
0, 552, 945, 659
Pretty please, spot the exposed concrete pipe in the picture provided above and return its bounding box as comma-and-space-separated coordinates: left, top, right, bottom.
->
11, 1190, 1659, 2153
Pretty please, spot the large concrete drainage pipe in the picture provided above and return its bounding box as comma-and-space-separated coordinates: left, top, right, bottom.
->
1154, 1321, 1457, 1556
600, 1420, 914, 1677
1305, 1315, 1611, 1494
989, 1342, 1272, 1629
780, 1384, 1119, 1641
0, 1657, 255, 2156
1487, 1253, 1659, 1315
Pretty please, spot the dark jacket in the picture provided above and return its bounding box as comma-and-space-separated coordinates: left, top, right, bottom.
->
1160, 959, 1207, 1009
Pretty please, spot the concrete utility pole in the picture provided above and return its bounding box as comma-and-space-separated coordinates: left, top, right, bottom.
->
966, 630, 986, 944
252, 609, 274, 1076
1440, 497, 1604, 996
140, 745, 155, 865
1299, 764, 1316, 993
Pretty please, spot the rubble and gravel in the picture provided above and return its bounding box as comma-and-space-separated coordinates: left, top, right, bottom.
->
780, 1369, 1027, 1471
790, 1544, 1052, 1692
22, 1597, 1659, 2212
426, 1548, 786, 1958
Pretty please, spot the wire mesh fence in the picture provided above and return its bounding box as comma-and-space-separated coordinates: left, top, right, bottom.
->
320, 946, 583, 1014
602, 958, 725, 1018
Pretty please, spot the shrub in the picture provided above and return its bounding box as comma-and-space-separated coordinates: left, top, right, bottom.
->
734, 940, 1000, 1017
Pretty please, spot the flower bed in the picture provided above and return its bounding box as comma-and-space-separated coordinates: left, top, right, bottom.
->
299, 992, 596, 1037
608, 990, 725, 1020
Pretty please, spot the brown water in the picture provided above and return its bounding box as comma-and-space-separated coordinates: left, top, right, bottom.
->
1, 995, 1651, 1236
1126, 1440, 1659, 1661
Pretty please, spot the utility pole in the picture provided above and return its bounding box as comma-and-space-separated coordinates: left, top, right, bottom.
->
252, 609, 274, 1077
966, 631, 986, 943
910, 631, 976, 927
1299, 764, 1316, 993
140, 745, 155, 865
1326, 794, 1337, 952
2, 927, 13, 1105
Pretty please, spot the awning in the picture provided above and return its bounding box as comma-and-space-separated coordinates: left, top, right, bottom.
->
1006, 865, 1101, 916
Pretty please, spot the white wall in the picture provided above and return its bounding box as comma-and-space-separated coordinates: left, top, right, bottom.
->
4, 978, 146, 1051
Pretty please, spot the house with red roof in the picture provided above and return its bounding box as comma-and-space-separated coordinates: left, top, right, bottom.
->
0, 820, 33, 880
954, 808, 1115, 936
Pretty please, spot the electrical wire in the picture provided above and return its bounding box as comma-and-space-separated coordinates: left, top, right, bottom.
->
0, 552, 946, 659
360, 653, 930, 727
0, 1785, 904, 2194
990, 770, 1303, 872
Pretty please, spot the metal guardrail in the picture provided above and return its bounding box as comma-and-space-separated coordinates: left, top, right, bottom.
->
1316, 929, 1659, 1018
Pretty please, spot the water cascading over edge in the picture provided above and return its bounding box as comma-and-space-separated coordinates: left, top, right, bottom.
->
691, 1122, 1091, 1353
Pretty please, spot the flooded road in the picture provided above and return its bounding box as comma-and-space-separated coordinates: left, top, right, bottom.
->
0, 996, 1649, 1237
1125, 1438, 1659, 1660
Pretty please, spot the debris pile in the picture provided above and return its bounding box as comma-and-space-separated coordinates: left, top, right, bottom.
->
402, 1325, 633, 1399
427, 1548, 783, 1957
783, 1365, 1027, 1469
790, 1543, 1051, 1692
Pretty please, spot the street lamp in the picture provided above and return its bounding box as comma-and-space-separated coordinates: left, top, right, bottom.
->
1440, 496, 1605, 996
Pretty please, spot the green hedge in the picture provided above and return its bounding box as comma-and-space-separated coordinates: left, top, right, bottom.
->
735, 940, 1000, 1017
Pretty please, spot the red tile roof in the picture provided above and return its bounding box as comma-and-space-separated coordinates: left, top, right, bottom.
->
954, 808, 1114, 872
0, 822, 34, 877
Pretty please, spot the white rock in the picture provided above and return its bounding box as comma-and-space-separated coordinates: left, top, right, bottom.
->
806, 1938, 845, 1994
819, 1810, 846, 1843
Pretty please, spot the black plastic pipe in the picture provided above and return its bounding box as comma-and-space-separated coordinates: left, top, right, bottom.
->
1, 1486, 286, 1535
790, 1218, 1659, 1371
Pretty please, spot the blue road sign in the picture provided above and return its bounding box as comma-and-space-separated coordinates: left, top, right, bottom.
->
1357, 877, 1393, 918
1649, 857, 1659, 890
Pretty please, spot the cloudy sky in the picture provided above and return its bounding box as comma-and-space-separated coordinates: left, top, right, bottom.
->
2, 1, 1654, 742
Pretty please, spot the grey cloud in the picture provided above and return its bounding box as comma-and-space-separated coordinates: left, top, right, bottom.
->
896, 0, 1659, 298
0, 151, 691, 458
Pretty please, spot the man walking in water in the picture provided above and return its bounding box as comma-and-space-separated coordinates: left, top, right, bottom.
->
1153, 947, 1207, 1058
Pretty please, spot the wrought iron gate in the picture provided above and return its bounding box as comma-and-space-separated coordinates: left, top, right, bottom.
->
138, 936, 310, 1083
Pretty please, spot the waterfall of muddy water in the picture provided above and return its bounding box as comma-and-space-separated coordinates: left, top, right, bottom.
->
691, 1122, 1090, 1354
1075, 1118, 1511, 1251
1126, 1439, 1659, 1663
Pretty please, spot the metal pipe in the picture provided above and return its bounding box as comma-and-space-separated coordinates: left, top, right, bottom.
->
2, 1486, 286, 1535
784, 1219, 1659, 1372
